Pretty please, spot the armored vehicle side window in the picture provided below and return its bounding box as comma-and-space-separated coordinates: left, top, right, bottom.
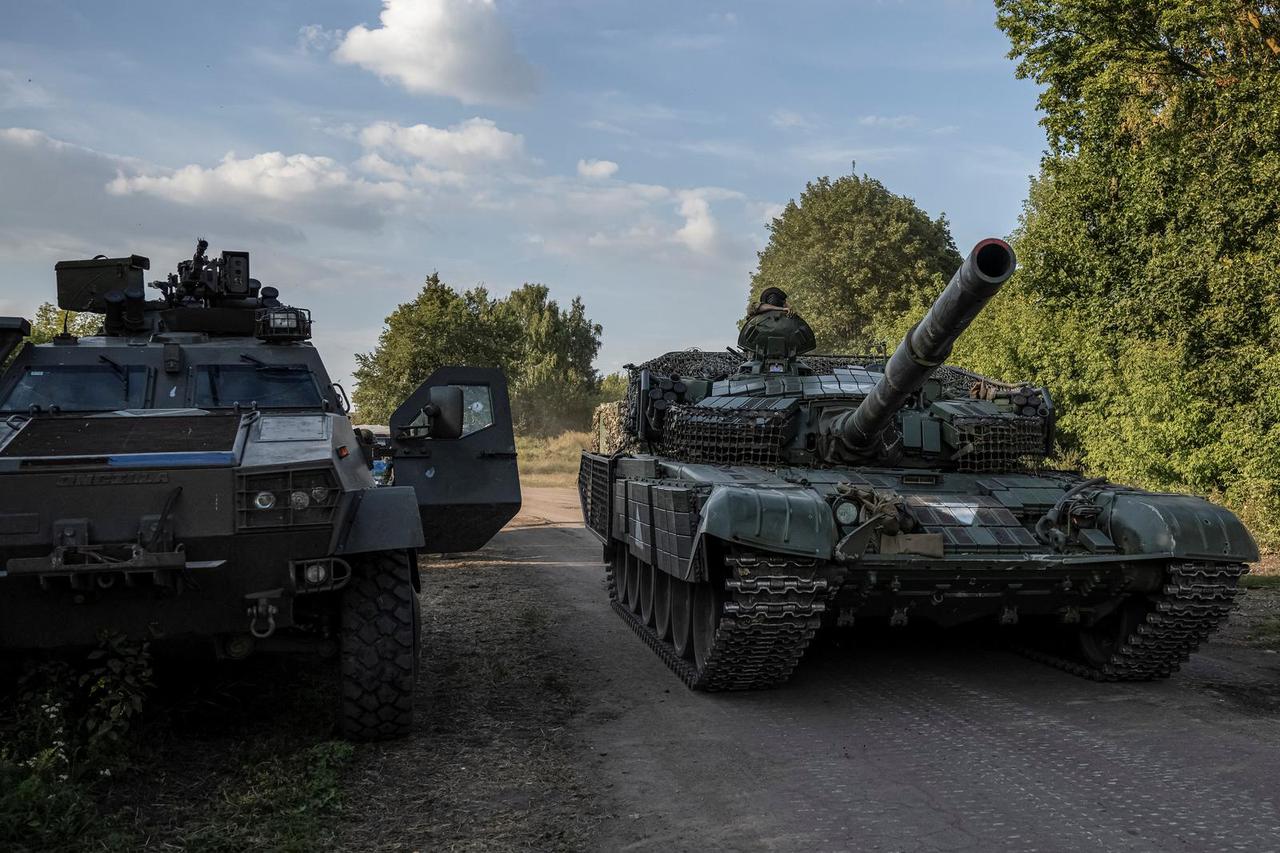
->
461, 385, 494, 436
0, 365, 149, 412
193, 364, 323, 409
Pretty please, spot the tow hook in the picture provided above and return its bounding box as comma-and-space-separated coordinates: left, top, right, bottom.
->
245, 589, 282, 639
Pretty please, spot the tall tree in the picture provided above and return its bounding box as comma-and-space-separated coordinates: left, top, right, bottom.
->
500, 284, 603, 433
3, 303, 100, 369
351, 274, 520, 424
967, 1, 1280, 543
750, 173, 962, 351
352, 274, 602, 434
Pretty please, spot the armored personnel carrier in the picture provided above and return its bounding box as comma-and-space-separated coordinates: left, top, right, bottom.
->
579, 238, 1256, 689
0, 241, 521, 738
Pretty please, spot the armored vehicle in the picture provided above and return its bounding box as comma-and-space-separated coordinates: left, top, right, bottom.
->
0, 241, 520, 738
579, 238, 1256, 689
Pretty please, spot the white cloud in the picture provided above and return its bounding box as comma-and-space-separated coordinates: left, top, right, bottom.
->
297, 24, 342, 53
0, 70, 52, 109
576, 158, 618, 179
858, 114, 920, 129
107, 151, 405, 206
359, 118, 524, 168
674, 193, 718, 253
334, 0, 538, 106
769, 109, 812, 130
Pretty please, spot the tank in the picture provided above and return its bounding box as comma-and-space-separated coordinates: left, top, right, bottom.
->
0, 240, 521, 738
578, 238, 1256, 689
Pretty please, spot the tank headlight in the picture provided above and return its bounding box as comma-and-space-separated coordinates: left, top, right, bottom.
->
310, 486, 330, 504
289, 490, 311, 510
304, 562, 328, 585
834, 500, 859, 526
254, 491, 276, 510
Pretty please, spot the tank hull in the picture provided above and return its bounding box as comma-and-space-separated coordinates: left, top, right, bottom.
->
579, 452, 1255, 688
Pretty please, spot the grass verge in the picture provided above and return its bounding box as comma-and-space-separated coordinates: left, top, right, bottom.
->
517, 431, 589, 488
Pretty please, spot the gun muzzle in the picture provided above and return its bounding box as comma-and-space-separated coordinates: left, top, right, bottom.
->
836, 238, 1016, 447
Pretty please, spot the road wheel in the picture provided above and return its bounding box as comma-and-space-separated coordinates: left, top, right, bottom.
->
338, 549, 418, 741
653, 570, 672, 641
670, 578, 695, 659
692, 579, 724, 670
626, 553, 642, 615
1078, 597, 1147, 668
639, 560, 655, 627
611, 549, 629, 605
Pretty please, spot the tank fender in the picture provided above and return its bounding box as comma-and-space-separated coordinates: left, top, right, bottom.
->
332, 486, 427, 557
1100, 491, 1259, 563
693, 485, 836, 562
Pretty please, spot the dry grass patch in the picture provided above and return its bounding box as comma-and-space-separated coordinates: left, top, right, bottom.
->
517, 431, 590, 488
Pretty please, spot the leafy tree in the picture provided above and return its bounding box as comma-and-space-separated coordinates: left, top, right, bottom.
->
3, 303, 100, 369
500, 284, 603, 434
597, 372, 628, 403
352, 274, 603, 435
960, 1, 1280, 543
750, 172, 962, 350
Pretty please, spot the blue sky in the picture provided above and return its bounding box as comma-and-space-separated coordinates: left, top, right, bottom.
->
0, 0, 1045, 389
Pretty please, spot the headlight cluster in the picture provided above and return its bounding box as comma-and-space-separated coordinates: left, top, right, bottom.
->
833, 500, 859, 526
237, 468, 339, 530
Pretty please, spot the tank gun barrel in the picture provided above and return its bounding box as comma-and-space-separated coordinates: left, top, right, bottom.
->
836, 238, 1016, 447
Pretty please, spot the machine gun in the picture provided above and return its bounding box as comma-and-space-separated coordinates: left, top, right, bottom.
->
53, 239, 305, 340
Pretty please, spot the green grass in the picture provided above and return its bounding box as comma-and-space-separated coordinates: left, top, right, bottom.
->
517, 431, 590, 488
1243, 574, 1280, 589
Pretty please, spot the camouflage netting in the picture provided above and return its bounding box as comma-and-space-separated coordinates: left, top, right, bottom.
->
951, 415, 1047, 472
590, 401, 632, 455
621, 350, 890, 437
590, 349, 1046, 467
659, 405, 794, 466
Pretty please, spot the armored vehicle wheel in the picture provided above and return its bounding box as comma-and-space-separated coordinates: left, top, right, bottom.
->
338, 549, 419, 741
625, 553, 642, 615
653, 571, 672, 641
611, 550, 630, 608
639, 561, 656, 627
1078, 598, 1146, 669
1016, 562, 1247, 681
670, 578, 695, 659
691, 578, 723, 669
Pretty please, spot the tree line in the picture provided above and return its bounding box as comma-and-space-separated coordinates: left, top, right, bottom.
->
753, 1, 1280, 547
351, 274, 618, 435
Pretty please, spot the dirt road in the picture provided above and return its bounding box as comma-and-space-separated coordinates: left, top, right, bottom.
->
343, 486, 1280, 852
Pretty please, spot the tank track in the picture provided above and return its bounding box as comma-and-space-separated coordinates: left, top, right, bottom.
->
1017, 561, 1246, 681
606, 551, 842, 690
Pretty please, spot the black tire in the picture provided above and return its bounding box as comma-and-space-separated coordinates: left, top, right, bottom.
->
691, 580, 722, 669
653, 570, 672, 641
670, 577, 695, 660
1078, 597, 1148, 668
338, 549, 419, 741
626, 553, 642, 615
639, 560, 655, 627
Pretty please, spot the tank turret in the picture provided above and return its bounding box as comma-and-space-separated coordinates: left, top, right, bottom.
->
830, 238, 1015, 451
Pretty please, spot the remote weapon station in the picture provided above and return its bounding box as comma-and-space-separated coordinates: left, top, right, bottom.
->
579, 238, 1256, 689
0, 240, 521, 738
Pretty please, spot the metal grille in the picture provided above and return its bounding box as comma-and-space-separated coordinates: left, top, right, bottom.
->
578, 452, 612, 539
950, 416, 1045, 472
1, 415, 241, 458
659, 405, 793, 466
236, 468, 338, 529
624, 350, 886, 435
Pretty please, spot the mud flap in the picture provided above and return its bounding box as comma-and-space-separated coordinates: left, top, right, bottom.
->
390, 367, 522, 552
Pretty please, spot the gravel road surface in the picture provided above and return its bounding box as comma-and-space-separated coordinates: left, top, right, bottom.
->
345, 487, 1280, 852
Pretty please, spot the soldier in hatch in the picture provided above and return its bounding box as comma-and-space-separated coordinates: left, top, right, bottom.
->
738, 286, 817, 372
